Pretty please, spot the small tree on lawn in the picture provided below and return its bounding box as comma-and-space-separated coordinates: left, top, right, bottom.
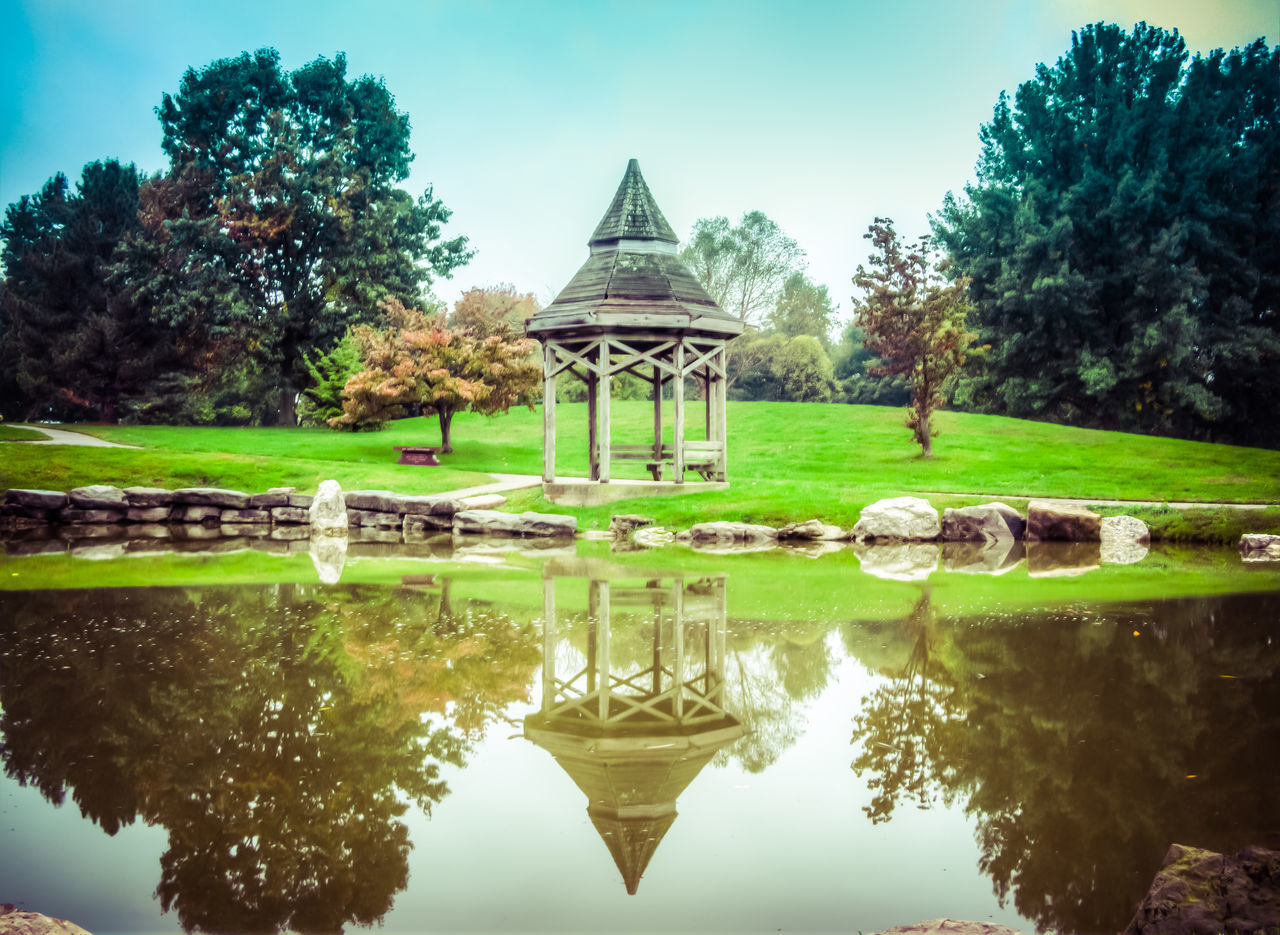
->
852, 218, 974, 458
330, 297, 540, 451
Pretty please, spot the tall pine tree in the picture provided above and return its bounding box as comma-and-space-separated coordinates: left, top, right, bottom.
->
934, 24, 1279, 445
0, 160, 177, 421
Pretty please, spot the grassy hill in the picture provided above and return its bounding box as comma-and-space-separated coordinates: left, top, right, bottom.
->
3, 402, 1277, 536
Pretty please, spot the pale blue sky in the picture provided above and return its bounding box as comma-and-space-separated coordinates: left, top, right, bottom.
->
2, 0, 1276, 317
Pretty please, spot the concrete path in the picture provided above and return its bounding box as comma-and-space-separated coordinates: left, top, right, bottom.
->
921, 492, 1274, 510
442, 472, 542, 499
6, 424, 141, 448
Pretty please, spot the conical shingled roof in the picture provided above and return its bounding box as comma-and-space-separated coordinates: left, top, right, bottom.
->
526, 160, 743, 340
589, 159, 679, 245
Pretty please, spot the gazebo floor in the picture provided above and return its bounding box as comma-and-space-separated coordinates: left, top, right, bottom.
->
543, 477, 729, 507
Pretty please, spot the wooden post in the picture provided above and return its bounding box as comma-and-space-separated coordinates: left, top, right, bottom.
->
599, 340, 611, 483
587, 367, 599, 482
542, 575, 556, 710
673, 342, 685, 483
652, 363, 663, 478
542, 343, 556, 483
716, 344, 728, 481
703, 371, 712, 439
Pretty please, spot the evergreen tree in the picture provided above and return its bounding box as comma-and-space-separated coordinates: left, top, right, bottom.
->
0, 160, 175, 422
933, 24, 1279, 445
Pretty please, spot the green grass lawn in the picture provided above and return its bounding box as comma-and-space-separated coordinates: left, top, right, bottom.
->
0, 424, 47, 441
3, 403, 1277, 534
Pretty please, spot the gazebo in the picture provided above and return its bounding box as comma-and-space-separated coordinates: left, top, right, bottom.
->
523, 558, 743, 894
526, 159, 744, 487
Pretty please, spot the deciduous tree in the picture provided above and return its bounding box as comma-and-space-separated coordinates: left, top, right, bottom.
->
151, 48, 473, 424
852, 218, 974, 458
451, 284, 538, 338
331, 297, 540, 451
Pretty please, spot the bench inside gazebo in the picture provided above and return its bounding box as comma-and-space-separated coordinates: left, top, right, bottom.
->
525, 159, 744, 504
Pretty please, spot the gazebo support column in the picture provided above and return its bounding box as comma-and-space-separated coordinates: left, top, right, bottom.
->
652, 365, 663, 480
543, 343, 557, 483
715, 346, 728, 481
587, 368, 599, 481
673, 344, 685, 483
599, 340, 611, 483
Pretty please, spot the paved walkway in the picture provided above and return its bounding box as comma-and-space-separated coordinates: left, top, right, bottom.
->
921, 492, 1274, 510
444, 473, 542, 499
7, 424, 140, 448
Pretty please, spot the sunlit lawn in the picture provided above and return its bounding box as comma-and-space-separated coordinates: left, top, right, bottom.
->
3, 402, 1276, 533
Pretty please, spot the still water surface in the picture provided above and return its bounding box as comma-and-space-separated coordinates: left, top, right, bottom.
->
1, 539, 1277, 935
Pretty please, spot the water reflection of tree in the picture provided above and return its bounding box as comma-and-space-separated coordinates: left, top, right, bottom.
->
849, 590, 1280, 934
717, 621, 834, 773
850, 588, 967, 823
0, 583, 539, 934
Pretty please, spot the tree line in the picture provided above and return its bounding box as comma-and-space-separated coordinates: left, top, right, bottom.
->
1, 49, 472, 427
3, 24, 1276, 452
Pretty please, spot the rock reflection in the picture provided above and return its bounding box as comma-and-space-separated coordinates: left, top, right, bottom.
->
524, 558, 744, 894
849, 589, 1280, 933
0, 583, 539, 933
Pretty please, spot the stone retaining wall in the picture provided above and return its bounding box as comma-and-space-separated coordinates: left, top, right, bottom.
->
1, 484, 577, 540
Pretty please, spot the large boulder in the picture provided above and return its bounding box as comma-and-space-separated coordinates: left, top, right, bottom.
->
634, 526, 676, 548
453, 509, 577, 538
123, 486, 176, 507
1025, 499, 1101, 541
874, 921, 1026, 935
69, 484, 128, 509
609, 514, 655, 537
940, 502, 1024, 542
3, 489, 68, 510
1101, 515, 1151, 564
171, 487, 251, 509
309, 480, 348, 534
777, 519, 847, 540
250, 487, 311, 508
1123, 843, 1280, 935
345, 489, 463, 517
852, 497, 940, 541
0, 904, 93, 935
1239, 533, 1280, 561
688, 521, 778, 545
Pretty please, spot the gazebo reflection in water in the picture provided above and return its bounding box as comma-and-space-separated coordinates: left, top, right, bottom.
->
523, 558, 744, 894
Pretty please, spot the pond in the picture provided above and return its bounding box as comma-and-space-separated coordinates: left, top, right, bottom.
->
1, 534, 1277, 935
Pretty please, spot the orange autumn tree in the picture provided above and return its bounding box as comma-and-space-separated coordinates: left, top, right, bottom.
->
331, 296, 540, 452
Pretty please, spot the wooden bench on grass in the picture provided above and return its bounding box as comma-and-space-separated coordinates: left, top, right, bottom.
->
611, 442, 722, 482
395, 445, 441, 466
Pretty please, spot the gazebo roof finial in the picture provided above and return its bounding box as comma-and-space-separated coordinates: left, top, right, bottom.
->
588, 158, 679, 246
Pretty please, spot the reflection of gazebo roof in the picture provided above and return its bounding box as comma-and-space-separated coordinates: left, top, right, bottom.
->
523, 719, 742, 894
525, 159, 742, 340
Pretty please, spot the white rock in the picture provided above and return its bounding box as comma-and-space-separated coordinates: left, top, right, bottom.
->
309, 480, 348, 534
852, 496, 940, 541
634, 526, 676, 548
